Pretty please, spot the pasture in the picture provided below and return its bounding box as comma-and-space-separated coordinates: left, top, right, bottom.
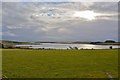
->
2, 49, 118, 78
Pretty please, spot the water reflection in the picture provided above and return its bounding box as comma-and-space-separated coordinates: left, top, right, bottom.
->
14, 43, 119, 49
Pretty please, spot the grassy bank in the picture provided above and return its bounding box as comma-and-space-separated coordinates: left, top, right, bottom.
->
1, 42, 38, 46
0, 40, 38, 46
2, 49, 118, 78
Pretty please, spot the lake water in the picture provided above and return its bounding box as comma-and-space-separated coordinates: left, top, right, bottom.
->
14, 43, 119, 49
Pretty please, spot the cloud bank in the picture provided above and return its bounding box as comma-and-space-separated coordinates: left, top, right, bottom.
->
2, 2, 118, 42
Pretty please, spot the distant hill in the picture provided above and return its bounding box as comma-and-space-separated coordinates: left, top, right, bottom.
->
1, 40, 18, 43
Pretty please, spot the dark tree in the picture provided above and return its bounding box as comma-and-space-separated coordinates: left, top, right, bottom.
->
109, 46, 113, 49
105, 40, 115, 43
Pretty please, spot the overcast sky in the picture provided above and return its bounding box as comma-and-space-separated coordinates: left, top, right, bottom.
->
2, 2, 118, 42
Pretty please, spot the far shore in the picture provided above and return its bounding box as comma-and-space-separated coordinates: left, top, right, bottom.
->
38, 42, 120, 45
1, 40, 120, 47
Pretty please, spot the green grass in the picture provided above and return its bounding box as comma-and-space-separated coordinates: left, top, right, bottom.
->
1, 42, 38, 46
2, 49, 118, 78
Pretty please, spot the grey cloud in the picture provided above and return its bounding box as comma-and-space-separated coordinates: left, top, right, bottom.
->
2, 2, 118, 41
90, 2, 118, 12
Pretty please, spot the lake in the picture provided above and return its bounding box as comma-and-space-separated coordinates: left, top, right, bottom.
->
14, 43, 119, 49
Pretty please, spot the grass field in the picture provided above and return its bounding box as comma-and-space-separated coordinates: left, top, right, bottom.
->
2, 49, 118, 78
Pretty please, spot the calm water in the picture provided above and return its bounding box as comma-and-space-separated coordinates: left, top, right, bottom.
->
14, 43, 119, 49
